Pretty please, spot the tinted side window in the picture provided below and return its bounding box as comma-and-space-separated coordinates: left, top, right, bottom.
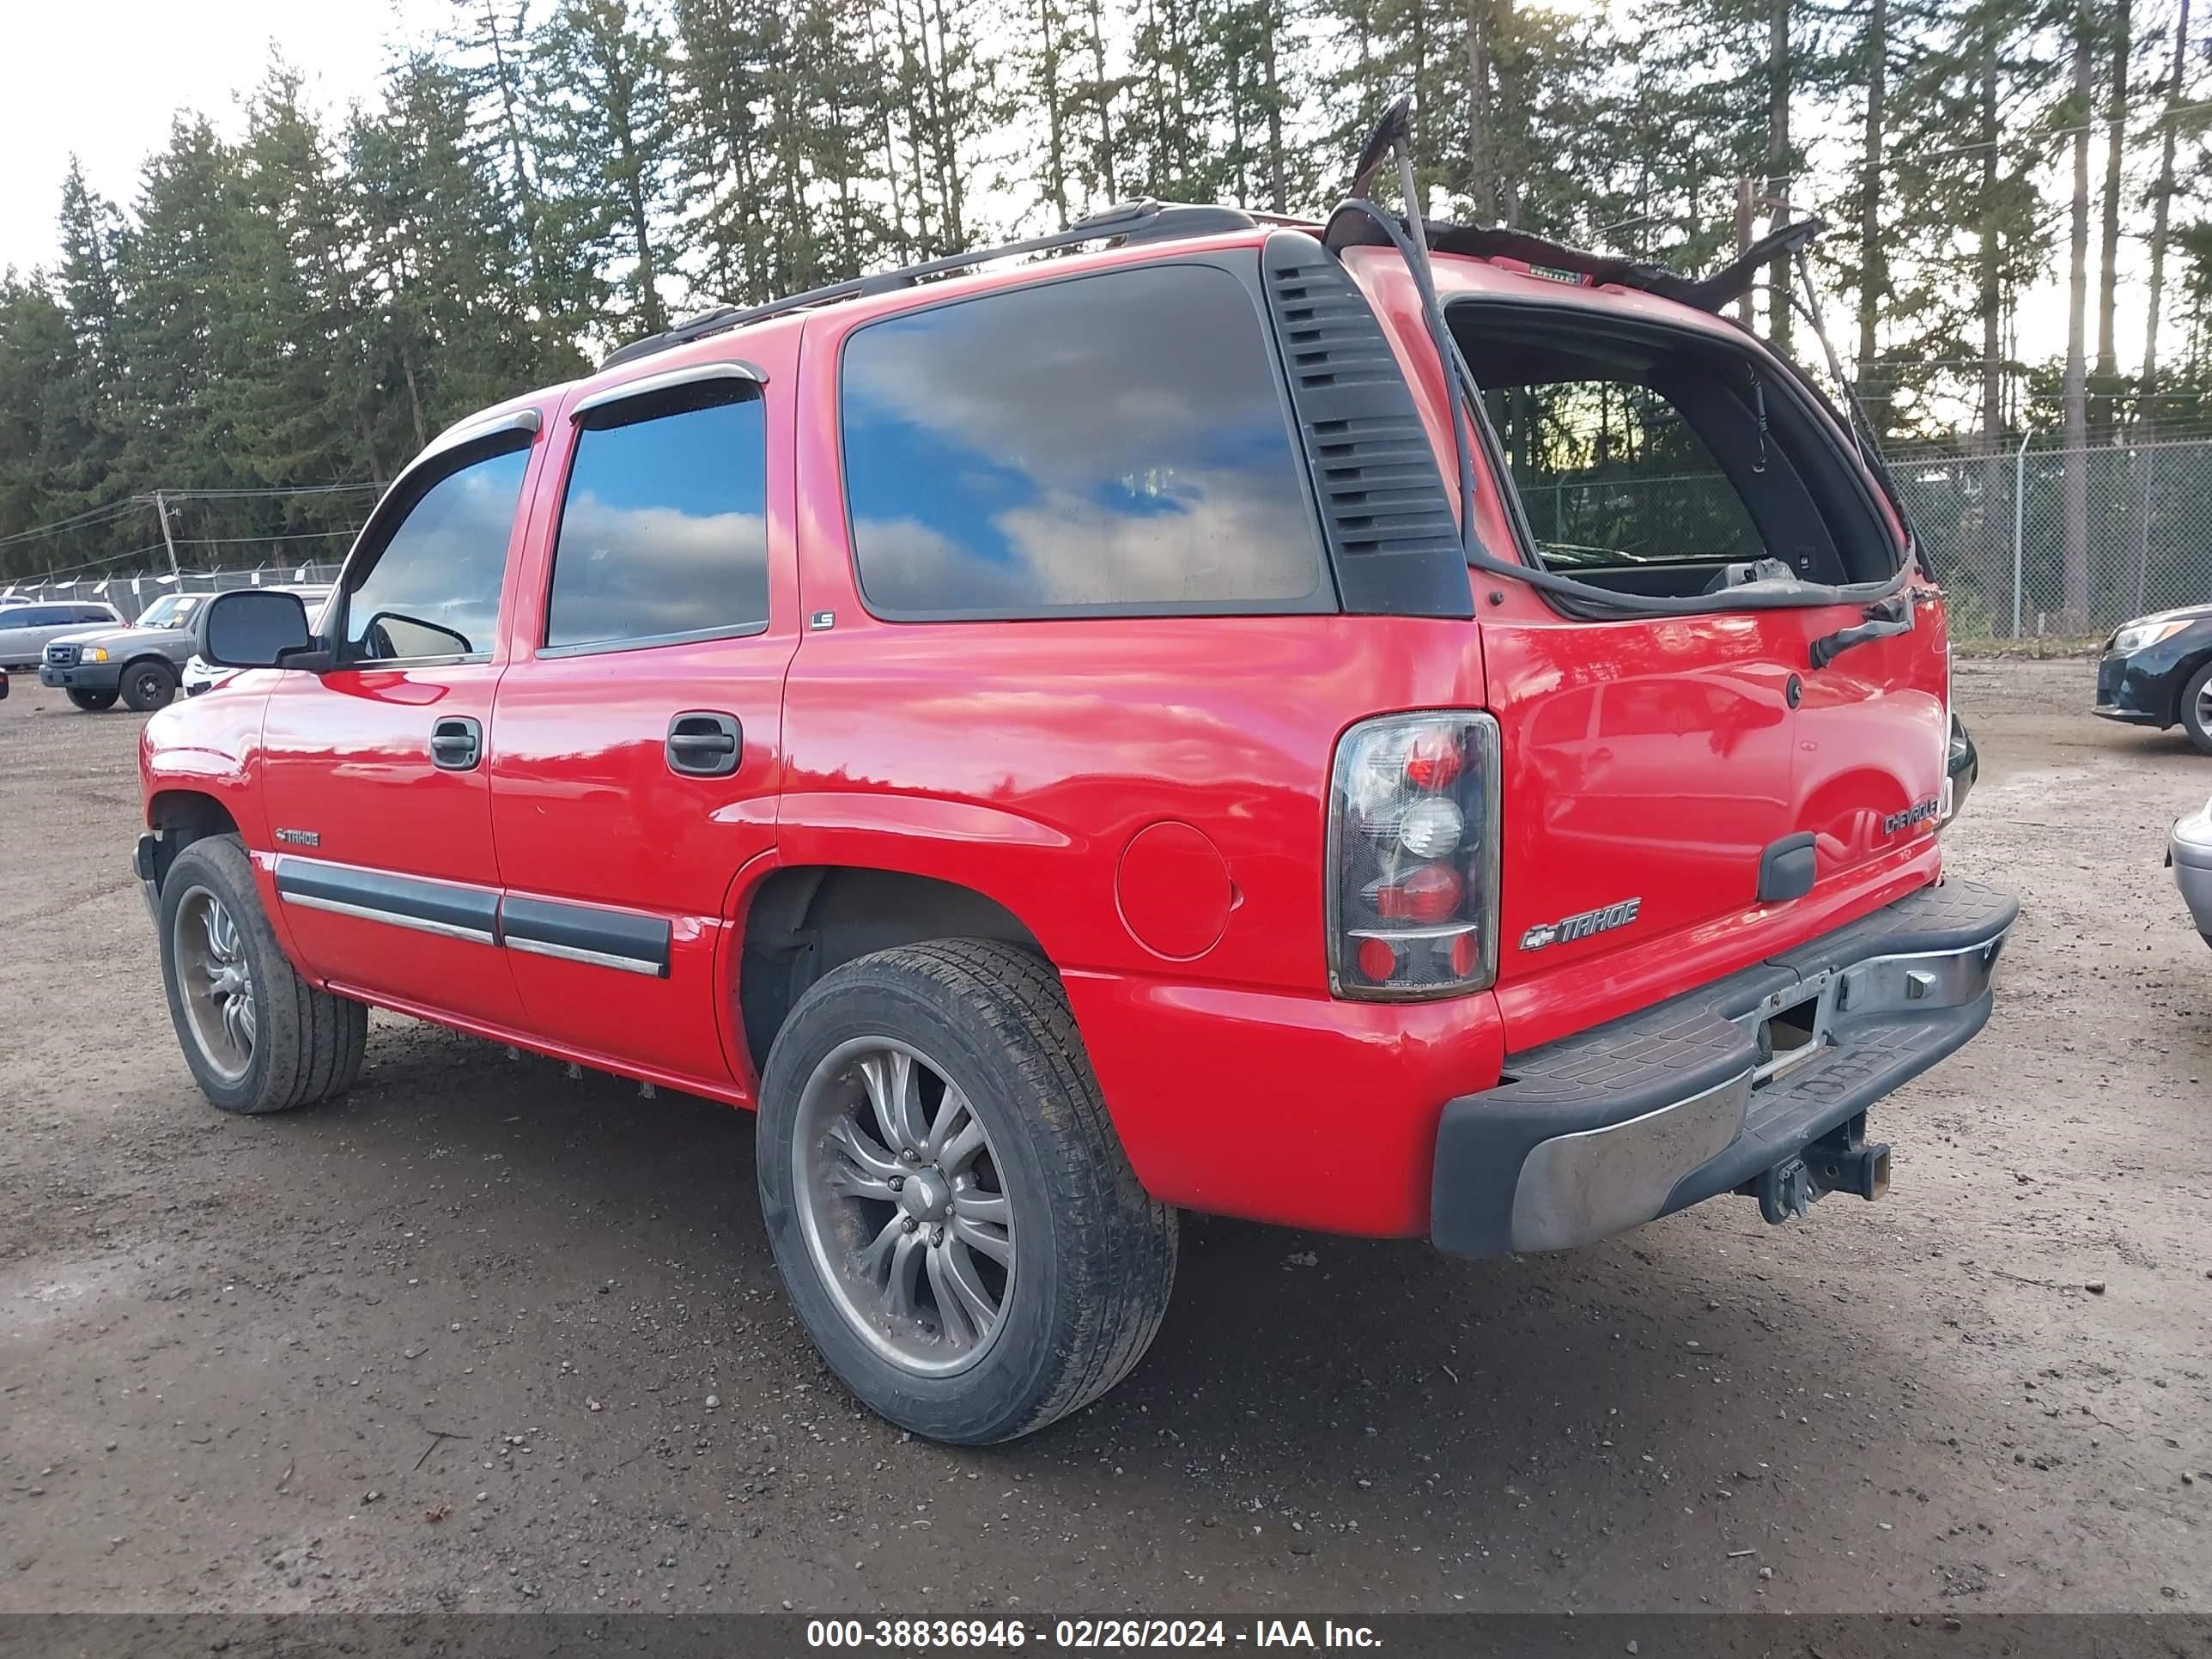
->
14, 608, 60, 626
841, 262, 1326, 617
344, 446, 529, 661
546, 389, 769, 651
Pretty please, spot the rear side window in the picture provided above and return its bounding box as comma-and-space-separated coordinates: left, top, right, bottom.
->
545, 386, 769, 652
840, 262, 1327, 618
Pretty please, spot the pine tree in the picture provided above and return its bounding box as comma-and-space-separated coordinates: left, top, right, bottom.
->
0, 278, 95, 576
352, 51, 565, 467
1017, 0, 1080, 222
2060, 3, 2094, 631
47, 161, 128, 514
531, 0, 678, 336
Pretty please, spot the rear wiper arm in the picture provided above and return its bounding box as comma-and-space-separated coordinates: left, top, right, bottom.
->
1808, 594, 1913, 669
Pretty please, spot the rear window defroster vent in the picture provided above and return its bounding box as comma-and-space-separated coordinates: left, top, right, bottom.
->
1261, 229, 1473, 619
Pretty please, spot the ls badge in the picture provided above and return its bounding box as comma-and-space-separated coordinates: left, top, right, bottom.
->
1520, 896, 1642, 952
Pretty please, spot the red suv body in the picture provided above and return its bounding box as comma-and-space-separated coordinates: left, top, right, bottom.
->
138, 204, 2014, 1443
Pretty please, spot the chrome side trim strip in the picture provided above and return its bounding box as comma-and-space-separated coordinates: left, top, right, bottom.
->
280, 890, 497, 945
504, 934, 665, 977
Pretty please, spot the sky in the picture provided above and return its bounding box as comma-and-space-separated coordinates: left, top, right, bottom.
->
0, 0, 441, 278
0, 0, 2143, 423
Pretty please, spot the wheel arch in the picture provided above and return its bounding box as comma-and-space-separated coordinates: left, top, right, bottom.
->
148, 787, 240, 839
2170, 645, 2212, 728
736, 864, 1047, 1081
144, 789, 243, 896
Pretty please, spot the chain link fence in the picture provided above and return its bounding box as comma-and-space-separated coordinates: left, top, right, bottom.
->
1528, 439, 2212, 641
0, 562, 344, 617
1892, 440, 2210, 641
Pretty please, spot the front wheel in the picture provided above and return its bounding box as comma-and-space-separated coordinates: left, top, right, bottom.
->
757, 939, 1177, 1444
2181, 660, 2212, 757
122, 659, 178, 712
66, 688, 118, 712
157, 834, 367, 1114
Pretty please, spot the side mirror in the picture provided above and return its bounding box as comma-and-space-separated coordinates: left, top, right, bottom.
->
198, 589, 313, 669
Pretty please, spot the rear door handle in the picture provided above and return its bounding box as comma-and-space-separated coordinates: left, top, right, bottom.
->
429, 715, 483, 771
666, 711, 742, 777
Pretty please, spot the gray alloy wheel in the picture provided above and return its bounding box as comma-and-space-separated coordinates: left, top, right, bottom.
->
756, 939, 1177, 1443
790, 1036, 1017, 1376
156, 833, 368, 1115
171, 884, 258, 1082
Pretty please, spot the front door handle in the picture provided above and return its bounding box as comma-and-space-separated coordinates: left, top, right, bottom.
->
429, 715, 482, 771
666, 711, 742, 777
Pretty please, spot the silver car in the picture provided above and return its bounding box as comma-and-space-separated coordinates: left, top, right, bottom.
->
0, 599, 125, 666
181, 585, 334, 697
2174, 798, 2212, 947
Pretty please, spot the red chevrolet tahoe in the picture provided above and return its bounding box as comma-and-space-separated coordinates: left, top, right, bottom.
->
139, 190, 2014, 1443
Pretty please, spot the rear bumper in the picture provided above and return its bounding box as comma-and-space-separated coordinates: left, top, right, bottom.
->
1431, 878, 2017, 1259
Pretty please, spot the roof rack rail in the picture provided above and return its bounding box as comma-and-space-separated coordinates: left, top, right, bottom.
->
599, 200, 1270, 370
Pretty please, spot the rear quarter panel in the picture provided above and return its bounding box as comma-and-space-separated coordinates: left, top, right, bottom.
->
781, 281, 1508, 1231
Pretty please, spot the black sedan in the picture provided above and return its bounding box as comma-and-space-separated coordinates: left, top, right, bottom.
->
2094, 604, 2212, 754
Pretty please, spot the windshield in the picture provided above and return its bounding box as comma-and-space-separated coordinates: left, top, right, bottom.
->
135, 594, 206, 628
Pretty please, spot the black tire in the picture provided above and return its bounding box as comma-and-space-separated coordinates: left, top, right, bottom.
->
157, 834, 368, 1115
66, 688, 118, 711
121, 659, 178, 712
2181, 660, 2212, 757
757, 939, 1177, 1444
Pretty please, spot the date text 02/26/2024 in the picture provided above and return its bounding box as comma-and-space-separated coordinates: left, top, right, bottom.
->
805, 1620, 1382, 1650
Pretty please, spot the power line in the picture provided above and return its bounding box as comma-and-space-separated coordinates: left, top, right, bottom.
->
160, 483, 383, 501
0, 483, 380, 560
0, 499, 144, 550
173, 528, 364, 546
16, 541, 173, 580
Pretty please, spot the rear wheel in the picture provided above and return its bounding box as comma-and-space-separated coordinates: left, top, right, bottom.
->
157, 834, 367, 1115
122, 659, 178, 712
757, 939, 1177, 1444
2181, 661, 2212, 757
65, 688, 118, 712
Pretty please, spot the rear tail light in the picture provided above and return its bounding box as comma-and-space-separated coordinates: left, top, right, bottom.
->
1937, 642, 1956, 828
1328, 710, 1501, 1000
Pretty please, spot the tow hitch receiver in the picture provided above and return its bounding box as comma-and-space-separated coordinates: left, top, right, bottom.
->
1743, 1115, 1892, 1224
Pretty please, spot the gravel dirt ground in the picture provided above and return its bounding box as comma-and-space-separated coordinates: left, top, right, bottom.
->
0, 657, 2206, 1618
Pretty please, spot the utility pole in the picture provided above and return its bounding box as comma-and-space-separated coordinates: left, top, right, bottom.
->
1735, 177, 1756, 327
1735, 175, 1791, 334
151, 491, 181, 580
